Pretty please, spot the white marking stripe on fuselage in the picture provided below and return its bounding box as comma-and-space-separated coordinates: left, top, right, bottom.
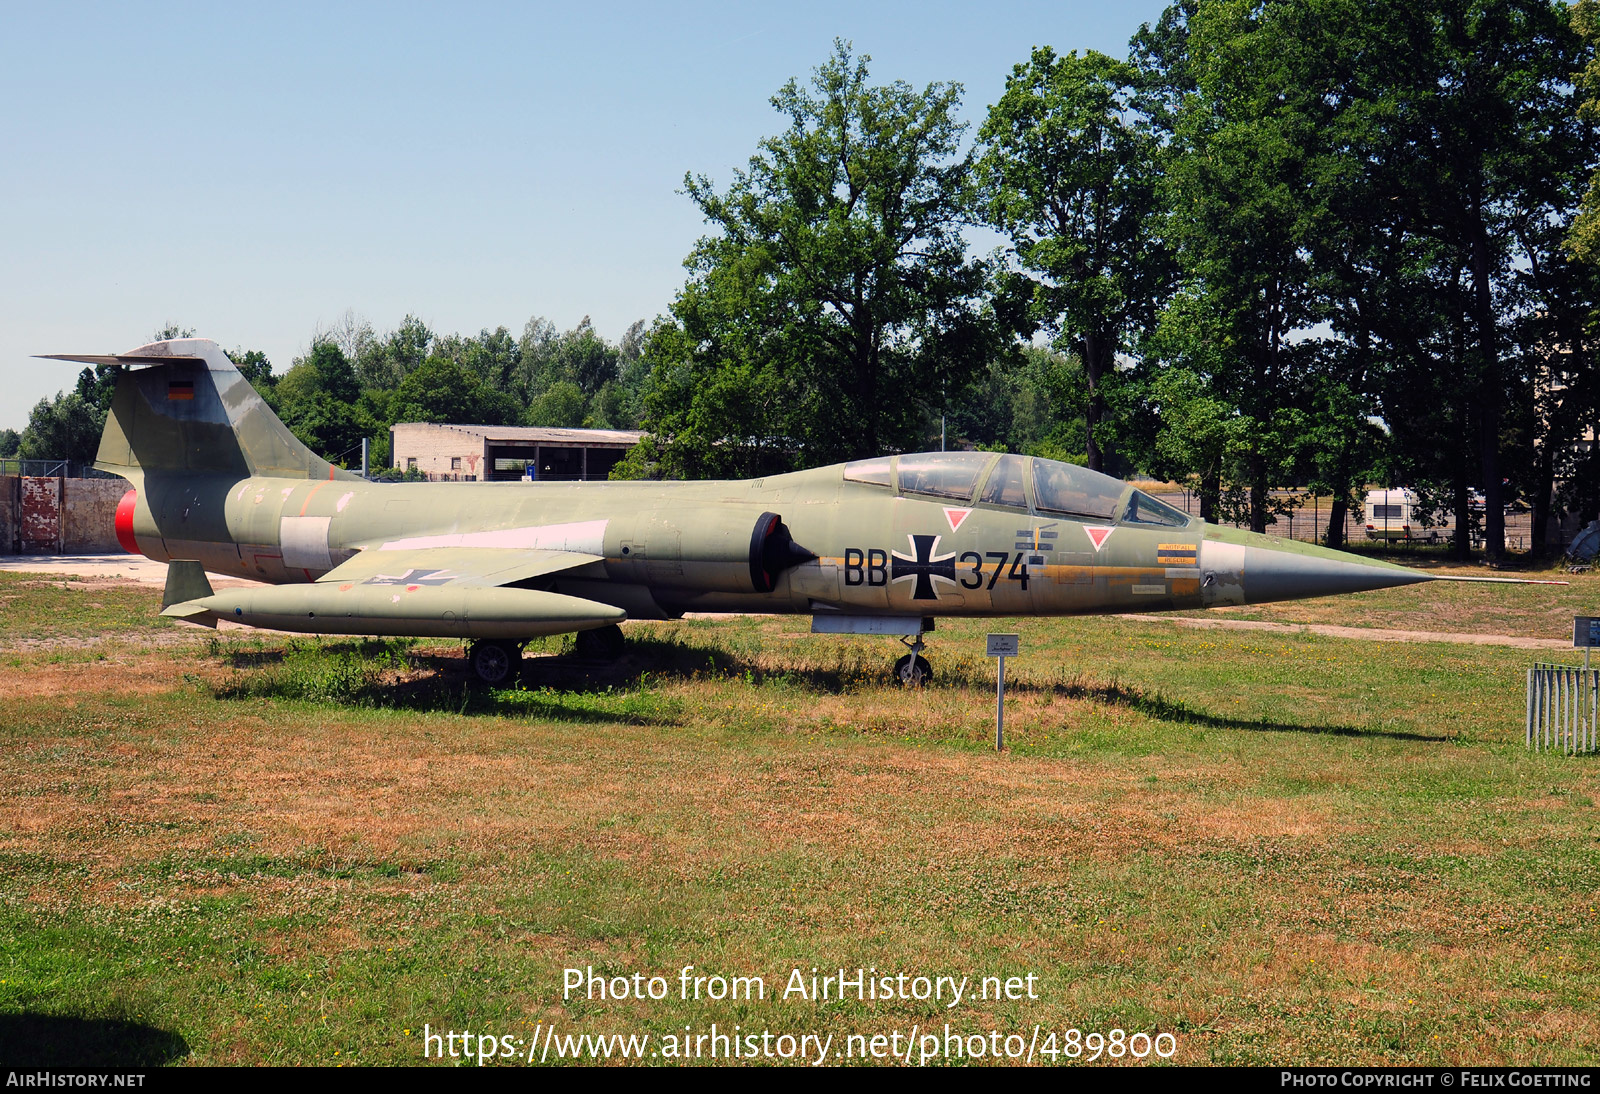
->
377, 519, 608, 554
280, 516, 332, 571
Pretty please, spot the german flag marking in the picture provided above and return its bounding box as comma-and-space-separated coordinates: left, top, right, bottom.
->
167, 380, 195, 401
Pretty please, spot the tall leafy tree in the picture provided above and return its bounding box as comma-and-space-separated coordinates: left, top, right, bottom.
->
975, 47, 1169, 472
434, 327, 522, 395
638, 40, 995, 477
273, 342, 374, 464
1367, 0, 1590, 558
389, 356, 518, 427
355, 315, 434, 389
1155, 0, 1332, 533
1564, 0, 1600, 261
17, 392, 103, 463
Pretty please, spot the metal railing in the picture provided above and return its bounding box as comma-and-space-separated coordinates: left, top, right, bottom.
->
1526, 664, 1598, 754
0, 459, 120, 479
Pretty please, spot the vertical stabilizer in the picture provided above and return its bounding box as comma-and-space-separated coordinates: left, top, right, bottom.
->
39, 338, 359, 482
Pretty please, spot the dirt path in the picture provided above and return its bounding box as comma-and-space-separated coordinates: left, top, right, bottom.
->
0, 554, 262, 588
1121, 614, 1570, 649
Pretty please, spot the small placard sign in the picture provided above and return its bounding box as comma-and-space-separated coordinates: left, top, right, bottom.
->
987, 633, 1019, 658
1574, 617, 1600, 648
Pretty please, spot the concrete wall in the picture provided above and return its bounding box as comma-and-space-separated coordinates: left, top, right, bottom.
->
0, 475, 129, 554
62, 477, 129, 552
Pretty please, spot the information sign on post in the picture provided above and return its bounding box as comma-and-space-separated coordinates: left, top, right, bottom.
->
987, 634, 1019, 751
1574, 617, 1600, 670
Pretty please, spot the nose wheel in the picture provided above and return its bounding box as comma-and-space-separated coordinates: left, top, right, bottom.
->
894, 632, 933, 687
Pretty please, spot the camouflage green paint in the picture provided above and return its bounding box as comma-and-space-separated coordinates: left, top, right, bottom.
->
41, 339, 1431, 639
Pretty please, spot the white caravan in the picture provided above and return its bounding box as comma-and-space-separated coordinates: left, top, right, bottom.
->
1363, 488, 1455, 543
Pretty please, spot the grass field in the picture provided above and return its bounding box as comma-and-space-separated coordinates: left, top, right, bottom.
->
1, 569, 1597, 1066
1174, 555, 1587, 639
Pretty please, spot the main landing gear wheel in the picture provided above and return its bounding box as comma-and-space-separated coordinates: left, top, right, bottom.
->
468, 639, 522, 685
574, 623, 626, 661
894, 653, 933, 688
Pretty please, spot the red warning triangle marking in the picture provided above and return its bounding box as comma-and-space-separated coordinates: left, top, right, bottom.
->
1083, 525, 1115, 551
944, 507, 972, 533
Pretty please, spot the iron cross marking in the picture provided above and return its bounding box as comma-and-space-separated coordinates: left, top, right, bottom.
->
891, 533, 957, 601
363, 568, 457, 587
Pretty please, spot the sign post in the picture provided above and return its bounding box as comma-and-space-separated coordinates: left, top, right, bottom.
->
986, 634, 1019, 752
1573, 616, 1600, 671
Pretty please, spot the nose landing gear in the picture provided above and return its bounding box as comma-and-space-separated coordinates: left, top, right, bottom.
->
894, 632, 933, 688
809, 614, 937, 688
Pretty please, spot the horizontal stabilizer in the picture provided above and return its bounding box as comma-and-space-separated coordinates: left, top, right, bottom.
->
159, 600, 218, 627
170, 582, 625, 640
37, 353, 203, 368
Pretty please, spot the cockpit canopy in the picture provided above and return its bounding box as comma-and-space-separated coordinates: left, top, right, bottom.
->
843, 452, 1190, 528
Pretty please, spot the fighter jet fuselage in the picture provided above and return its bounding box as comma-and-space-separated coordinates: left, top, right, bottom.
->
43, 338, 1434, 684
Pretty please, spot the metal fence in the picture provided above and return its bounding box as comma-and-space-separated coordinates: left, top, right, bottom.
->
1526, 664, 1598, 754
0, 458, 120, 479
1149, 489, 1550, 552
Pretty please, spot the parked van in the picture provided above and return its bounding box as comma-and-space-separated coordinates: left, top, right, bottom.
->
1363, 488, 1455, 543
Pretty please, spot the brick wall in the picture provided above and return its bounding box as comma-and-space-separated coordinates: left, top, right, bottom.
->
389, 424, 487, 481
0, 477, 14, 552
0, 475, 130, 554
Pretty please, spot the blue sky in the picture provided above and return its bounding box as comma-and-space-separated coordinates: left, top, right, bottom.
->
0, 0, 1171, 430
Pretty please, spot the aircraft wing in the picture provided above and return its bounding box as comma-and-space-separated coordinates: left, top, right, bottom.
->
316, 546, 606, 589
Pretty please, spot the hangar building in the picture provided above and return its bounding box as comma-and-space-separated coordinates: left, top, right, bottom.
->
389, 423, 644, 482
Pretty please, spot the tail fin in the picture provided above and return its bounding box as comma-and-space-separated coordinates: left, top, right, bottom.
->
39, 338, 360, 483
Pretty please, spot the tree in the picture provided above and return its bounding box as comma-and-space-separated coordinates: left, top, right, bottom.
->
1400, 0, 1584, 559
549, 318, 620, 396
638, 41, 995, 477
1320, 0, 1593, 559
945, 345, 1089, 460
442, 326, 522, 394
526, 381, 587, 428
17, 392, 103, 463
975, 47, 1169, 472
608, 318, 652, 429
0, 429, 18, 458
1564, 0, 1600, 261
314, 309, 377, 369
273, 342, 373, 464
1153, 0, 1333, 533
226, 348, 274, 393
389, 356, 517, 426
355, 315, 433, 389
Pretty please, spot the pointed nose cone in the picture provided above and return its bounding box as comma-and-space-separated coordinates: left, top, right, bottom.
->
1201, 527, 1430, 607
